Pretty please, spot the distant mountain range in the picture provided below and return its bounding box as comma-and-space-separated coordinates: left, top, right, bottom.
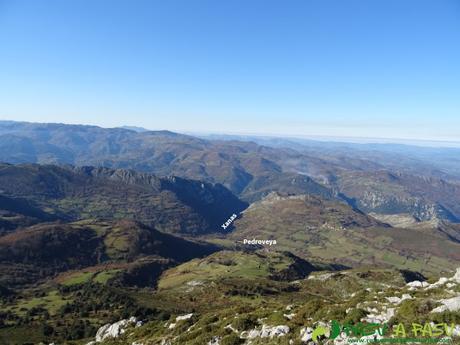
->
199, 133, 460, 181
1, 120, 459, 223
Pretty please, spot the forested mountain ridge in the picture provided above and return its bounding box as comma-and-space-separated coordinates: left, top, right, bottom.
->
0, 163, 247, 235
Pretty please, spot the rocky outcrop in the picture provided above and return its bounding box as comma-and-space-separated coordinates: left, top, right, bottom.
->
85, 317, 142, 344
207, 336, 221, 345
431, 296, 460, 313
406, 280, 430, 290
167, 313, 194, 329
299, 327, 313, 343
453, 267, 460, 283
408, 267, 460, 291
385, 293, 412, 304
362, 307, 395, 324
241, 324, 290, 339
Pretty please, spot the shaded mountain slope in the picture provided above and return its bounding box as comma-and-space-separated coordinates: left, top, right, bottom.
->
0, 195, 58, 234
0, 163, 247, 235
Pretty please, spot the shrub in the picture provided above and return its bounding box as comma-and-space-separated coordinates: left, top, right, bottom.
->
232, 315, 257, 331
343, 308, 368, 324
221, 334, 243, 345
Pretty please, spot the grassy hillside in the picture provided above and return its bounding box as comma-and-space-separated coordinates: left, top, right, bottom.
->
228, 193, 460, 275
0, 219, 219, 289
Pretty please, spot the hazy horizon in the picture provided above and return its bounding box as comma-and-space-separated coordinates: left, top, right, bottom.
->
2, 118, 460, 148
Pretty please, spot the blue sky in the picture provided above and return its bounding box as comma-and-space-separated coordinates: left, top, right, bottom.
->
0, 0, 459, 142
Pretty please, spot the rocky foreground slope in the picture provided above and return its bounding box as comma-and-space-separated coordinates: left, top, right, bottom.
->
80, 253, 460, 345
